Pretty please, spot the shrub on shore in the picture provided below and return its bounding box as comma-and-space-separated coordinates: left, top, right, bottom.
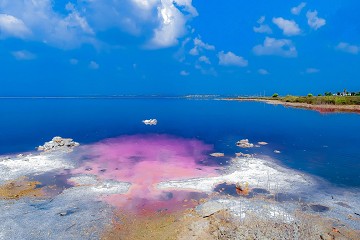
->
272, 95, 360, 105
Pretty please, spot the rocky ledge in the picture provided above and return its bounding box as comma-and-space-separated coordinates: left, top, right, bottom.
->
37, 136, 80, 152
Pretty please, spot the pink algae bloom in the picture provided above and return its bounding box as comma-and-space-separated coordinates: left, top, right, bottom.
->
72, 134, 219, 212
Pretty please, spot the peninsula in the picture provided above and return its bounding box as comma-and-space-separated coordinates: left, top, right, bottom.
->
226, 91, 360, 114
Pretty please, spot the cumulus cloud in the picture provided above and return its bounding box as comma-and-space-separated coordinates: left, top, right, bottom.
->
189, 37, 215, 55
253, 16, 272, 34
198, 55, 211, 64
272, 17, 301, 36
89, 61, 99, 69
336, 42, 359, 54
218, 51, 248, 67
253, 37, 297, 58
306, 10, 326, 30
12, 50, 36, 60
148, 0, 198, 48
306, 68, 320, 74
258, 69, 269, 75
0, 14, 31, 39
0, 0, 95, 48
291, 2, 307, 15
0, 0, 198, 49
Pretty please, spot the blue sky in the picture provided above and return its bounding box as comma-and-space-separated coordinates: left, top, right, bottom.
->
0, 0, 359, 96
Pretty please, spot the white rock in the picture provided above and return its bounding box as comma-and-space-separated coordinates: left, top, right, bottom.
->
142, 119, 157, 125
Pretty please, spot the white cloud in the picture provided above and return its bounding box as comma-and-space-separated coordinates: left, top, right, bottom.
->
0, 0, 198, 49
147, 0, 198, 48
180, 70, 189, 76
291, 2, 307, 15
0, 14, 31, 39
336, 42, 360, 55
69, 58, 79, 65
218, 51, 248, 67
12, 50, 36, 60
253, 16, 272, 34
306, 10, 326, 30
258, 69, 269, 75
253, 37, 297, 58
306, 68, 319, 74
189, 37, 215, 55
272, 17, 301, 36
0, 0, 95, 48
199, 55, 211, 64
89, 61, 99, 69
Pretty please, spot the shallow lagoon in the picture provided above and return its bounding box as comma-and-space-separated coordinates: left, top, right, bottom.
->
1, 98, 360, 239
1, 98, 359, 187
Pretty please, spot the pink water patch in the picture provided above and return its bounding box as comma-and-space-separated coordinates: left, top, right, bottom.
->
72, 134, 220, 213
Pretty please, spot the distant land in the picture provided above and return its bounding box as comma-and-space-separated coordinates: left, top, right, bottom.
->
226, 91, 360, 114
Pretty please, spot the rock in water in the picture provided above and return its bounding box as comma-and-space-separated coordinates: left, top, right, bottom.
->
142, 119, 157, 125
236, 139, 254, 148
210, 153, 225, 157
37, 136, 79, 152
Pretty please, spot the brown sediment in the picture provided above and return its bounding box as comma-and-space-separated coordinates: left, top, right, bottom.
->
102, 210, 190, 240
102, 203, 360, 240
0, 177, 44, 200
226, 98, 360, 114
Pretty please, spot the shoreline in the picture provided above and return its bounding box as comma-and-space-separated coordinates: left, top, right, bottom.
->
1, 138, 360, 239
225, 98, 360, 114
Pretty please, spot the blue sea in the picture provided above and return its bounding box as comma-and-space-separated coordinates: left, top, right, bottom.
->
0, 97, 359, 187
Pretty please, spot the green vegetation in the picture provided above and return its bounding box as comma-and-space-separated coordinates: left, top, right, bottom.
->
258, 90, 360, 105
270, 95, 360, 105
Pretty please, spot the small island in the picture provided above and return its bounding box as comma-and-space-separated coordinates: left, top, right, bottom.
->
227, 90, 360, 114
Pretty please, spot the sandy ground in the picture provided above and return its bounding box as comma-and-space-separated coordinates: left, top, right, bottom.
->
102, 202, 360, 240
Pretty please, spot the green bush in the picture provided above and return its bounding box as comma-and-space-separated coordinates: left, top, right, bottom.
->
307, 93, 313, 97
272, 93, 279, 98
335, 97, 347, 105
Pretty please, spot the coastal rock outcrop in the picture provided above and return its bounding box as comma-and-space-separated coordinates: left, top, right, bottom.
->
142, 119, 157, 125
37, 136, 79, 152
236, 139, 254, 148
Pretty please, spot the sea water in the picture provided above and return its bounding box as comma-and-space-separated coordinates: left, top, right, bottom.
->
1, 97, 359, 187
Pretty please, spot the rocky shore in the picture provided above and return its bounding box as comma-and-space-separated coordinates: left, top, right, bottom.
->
37, 136, 80, 152
1, 137, 359, 239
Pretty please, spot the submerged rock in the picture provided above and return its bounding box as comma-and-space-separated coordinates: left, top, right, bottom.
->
37, 136, 79, 152
210, 153, 225, 157
235, 152, 252, 158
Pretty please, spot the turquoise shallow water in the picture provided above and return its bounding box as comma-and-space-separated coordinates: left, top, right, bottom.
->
0, 98, 359, 187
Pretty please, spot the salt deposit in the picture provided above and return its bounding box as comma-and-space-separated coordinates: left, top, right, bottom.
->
157, 157, 313, 193
0, 153, 74, 183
